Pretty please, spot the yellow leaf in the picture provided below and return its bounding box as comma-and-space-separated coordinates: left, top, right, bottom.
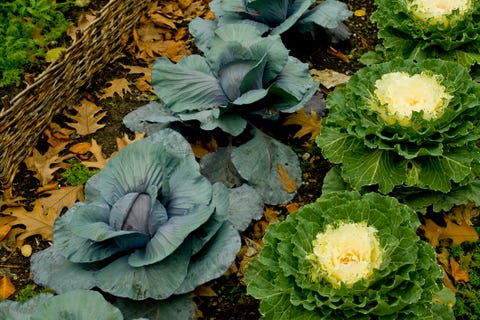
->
99, 78, 132, 99
419, 216, 479, 247
450, 257, 469, 283
193, 285, 217, 297
0, 276, 15, 300
65, 99, 107, 135
354, 9, 366, 17
276, 163, 297, 193
0, 224, 12, 242
45, 47, 66, 63
284, 109, 322, 140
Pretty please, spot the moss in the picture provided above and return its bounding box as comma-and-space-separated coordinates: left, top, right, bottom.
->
60, 158, 99, 186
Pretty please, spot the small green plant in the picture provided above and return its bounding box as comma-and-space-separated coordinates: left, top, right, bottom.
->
15, 284, 54, 303
60, 158, 99, 186
0, 0, 73, 87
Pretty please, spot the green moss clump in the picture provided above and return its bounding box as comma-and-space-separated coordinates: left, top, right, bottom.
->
60, 158, 99, 186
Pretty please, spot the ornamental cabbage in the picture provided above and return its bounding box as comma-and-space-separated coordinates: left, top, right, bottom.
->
123, 23, 319, 137
30, 129, 260, 311
367, 0, 480, 68
201, 0, 352, 42
245, 191, 446, 319
316, 58, 480, 211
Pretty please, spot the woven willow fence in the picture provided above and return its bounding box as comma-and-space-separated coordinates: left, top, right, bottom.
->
0, 0, 153, 189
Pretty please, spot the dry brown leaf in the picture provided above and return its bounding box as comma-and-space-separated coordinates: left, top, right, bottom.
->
120, 64, 153, 93
0, 276, 15, 300
38, 185, 84, 217
65, 99, 107, 135
44, 122, 75, 147
99, 78, 132, 100
419, 216, 479, 247
0, 224, 12, 242
24, 144, 71, 186
285, 202, 301, 214
151, 12, 177, 29
237, 237, 264, 284
263, 207, 280, 223
66, 12, 96, 42
327, 46, 350, 63
276, 163, 297, 193
69, 142, 92, 155
193, 285, 217, 297
190, 137, 218, 158
115, 132, 146, 152
284, 109, 322, 140
81, 139, 108, 169
449, 202, 480, 226
310, 68, 350, 89
2, 201, 58, 246
450, 257, 469, 283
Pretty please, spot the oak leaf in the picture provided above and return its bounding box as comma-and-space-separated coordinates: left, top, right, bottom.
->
38, 185, 84, 216
420, 216, 479, 247
3, 201, 57, 246
0, 276, 15, 300
99, 78, 132, 99
24, 144, 71, 186
276, 163, 298, 193
65, 99, 107, 135
81, 139, 108, 169
284, 109, 322, 140
115, 132, 146, 152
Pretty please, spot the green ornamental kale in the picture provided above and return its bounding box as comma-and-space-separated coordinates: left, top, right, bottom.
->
245, 191, 446, 319
316, 58, 480, 212
30, 129, 261, 315
367, 0, 480, 68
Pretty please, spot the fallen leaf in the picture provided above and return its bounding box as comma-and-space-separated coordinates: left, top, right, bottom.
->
285, 202, 301, 214
263, 207, 280, 223
276, 163, 297, 193
81, 139, 108, 169
193, 285, 217, 297
69, 142, 92, 155
2, 201, 58, 246
450, 257, 469, 283
99, 78, 132, 99
24, 144, 71, 186
115, 132, 146, 151
38, 185, 84, 216
190, 137, 218, 158
65, 99, 107, 135
310, 68, 350, 89
419, 216, 479, 247
449, 202, 480, 226
237, 237, 264, 284
284, 109, 322, 140
327, 46, 350, 63
0, 224, 12, 242
0, 276, 15, 300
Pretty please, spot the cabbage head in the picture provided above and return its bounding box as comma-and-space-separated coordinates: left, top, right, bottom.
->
368, 0, 480, 68
124, 23, 319, 137
245, 191, 446, 319
316, 58, 480, 210
204, 0, 352, 42
30, 129, 247, 302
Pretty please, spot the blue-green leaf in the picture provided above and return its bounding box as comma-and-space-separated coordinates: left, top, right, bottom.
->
231, 129, 301, 204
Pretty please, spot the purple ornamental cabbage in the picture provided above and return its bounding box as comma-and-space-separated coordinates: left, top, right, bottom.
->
30, 129, 245, 302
